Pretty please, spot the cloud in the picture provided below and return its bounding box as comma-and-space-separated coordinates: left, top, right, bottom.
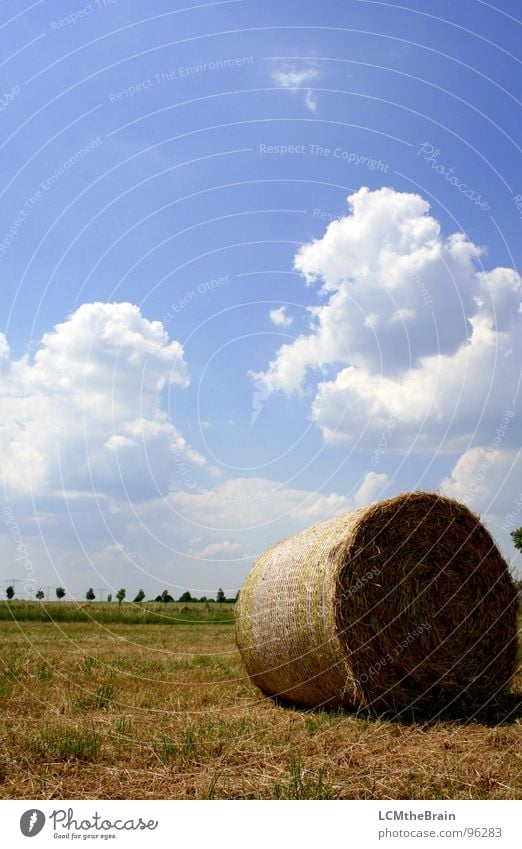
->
440, 444, 522, 567
127, 472, 391, 580
305, 89, 318, 113
441, 443, 521, 516
165, 476, 350, 531
252, 187, 522, 452
191, 540, 243, 560
311, 290, 521, 452
272, 66, 318, 89
123, 474, 359, 585
0, 302, 202, 499
354, 471, 389, 508
272, 63, 319, 112
269, 306, 293, 327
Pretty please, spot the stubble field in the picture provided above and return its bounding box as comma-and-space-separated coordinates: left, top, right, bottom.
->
0, 603, 520, 800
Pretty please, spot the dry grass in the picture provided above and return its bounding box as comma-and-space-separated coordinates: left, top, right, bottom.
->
0, 618, 520, 800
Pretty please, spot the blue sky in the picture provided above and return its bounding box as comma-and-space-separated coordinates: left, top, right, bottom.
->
0, 0, 521, 600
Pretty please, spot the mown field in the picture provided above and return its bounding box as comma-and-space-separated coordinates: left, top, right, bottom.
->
0, 602, 520, 799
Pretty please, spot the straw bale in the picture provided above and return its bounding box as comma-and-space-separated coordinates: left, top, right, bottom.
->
236, 492, 518, 713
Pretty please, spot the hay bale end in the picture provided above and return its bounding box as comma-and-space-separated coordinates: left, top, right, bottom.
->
235, 492, 518, 713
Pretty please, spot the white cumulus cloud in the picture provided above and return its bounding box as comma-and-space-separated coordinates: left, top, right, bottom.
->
269, 306, 293, 327
354, 471, 389, 508
252, 187, 522, 452
0, 302, 202, 499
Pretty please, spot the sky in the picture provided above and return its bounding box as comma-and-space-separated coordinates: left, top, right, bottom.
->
0, 0, 521, 601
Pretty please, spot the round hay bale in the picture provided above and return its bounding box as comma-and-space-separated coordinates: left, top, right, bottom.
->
236, 492, 518, 713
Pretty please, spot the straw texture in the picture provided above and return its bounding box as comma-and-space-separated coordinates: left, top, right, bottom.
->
236, 492, 518, 713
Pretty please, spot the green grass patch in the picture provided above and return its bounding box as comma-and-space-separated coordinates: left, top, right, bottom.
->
0, 600, 235, 626
271, 753, 334, 800
31, 725, 100, 762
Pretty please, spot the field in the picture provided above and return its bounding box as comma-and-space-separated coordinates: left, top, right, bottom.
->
0, 602, 520, 800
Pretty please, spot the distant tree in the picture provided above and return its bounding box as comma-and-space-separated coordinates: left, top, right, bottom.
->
56, 587, 66, 601
86, 587, 96, 602
36, 589, 45, 601
178, 591, 192, 603
200, 595, 207, 603
511, 528, 522, 553
161, 589, 174, 603
6, 585, 14, 600
116, 588, 126, 606
107, 593, 112, 603
216, 588, 226, 603
133, 589, 145, 603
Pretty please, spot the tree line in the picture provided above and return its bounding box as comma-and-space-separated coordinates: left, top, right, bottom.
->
6, 529, 522, 606
4, 585, 237, 604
